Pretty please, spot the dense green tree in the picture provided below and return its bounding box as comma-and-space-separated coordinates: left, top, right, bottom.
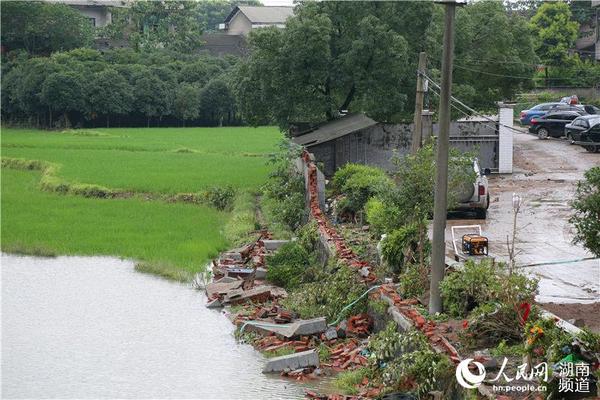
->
133, 72, 171, 127
1, 1, 93, 55
200, 78, 236, 126
570, 167, 600, 257
530, 2, 579, 67
127, 1, 204, 53
88, 69, 134, 127
40, 71, 86, 127
234, 1, 414, 128
174, 83, 201, 125
426, 1, 538, 110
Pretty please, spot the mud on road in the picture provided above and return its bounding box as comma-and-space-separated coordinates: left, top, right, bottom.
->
445, 130, 599, 317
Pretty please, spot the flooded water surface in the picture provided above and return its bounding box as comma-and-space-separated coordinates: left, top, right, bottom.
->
1, 254, 318, 399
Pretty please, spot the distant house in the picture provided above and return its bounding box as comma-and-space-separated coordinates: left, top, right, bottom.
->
47, 0, 128, 28
575, 0, 599, 61
219, 6, 294, 36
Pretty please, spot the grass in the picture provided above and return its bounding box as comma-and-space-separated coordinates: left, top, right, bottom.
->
332, 367, 370, 395
263, 346, 296, 358
1, 126, 282, 278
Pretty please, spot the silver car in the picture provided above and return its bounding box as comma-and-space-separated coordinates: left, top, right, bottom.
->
453, 159, 490, 219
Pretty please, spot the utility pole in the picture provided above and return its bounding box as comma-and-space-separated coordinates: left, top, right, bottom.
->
411, 52, 427, 154
429, 0, 458, 314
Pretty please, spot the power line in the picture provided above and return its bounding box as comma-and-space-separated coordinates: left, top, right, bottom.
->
423, 72, 526, 135
453, 64, 567, 80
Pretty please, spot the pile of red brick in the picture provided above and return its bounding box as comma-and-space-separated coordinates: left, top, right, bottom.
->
378, 285, 461, 364
323, 338, 368, 371
301, 151, 376, 283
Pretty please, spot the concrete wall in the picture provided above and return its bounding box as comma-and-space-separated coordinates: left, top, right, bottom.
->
527, 87, 600, 101
309, 119, 501, 177
227, 12, 252, 35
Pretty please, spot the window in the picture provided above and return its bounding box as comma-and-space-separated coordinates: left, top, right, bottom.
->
565, 114, 579, 121
89, 17, 96, 27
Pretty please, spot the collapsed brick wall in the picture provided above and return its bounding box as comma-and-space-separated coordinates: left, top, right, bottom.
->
300, 149, 461, 365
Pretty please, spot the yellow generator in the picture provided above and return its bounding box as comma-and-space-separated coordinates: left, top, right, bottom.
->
461, 234, 489, 256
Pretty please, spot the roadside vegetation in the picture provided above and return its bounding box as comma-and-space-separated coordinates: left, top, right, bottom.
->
1, 126, 281, 277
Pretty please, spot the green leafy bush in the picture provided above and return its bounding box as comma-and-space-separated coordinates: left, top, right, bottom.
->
202, 185, 236, 211
365, 197, 403, 237
261, 141, 305, 233
380, 223, 419, 274
265, 242, 310, 290
398, 263, 428, 299
331, 163, 394, 214
333, 367, 371, 395
282, 261, 367, 322
440, 260, 538, 318
570, 167, 600, 257
368, 323, 452, 397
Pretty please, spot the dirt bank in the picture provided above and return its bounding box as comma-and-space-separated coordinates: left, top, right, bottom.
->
539, 302, 600, 333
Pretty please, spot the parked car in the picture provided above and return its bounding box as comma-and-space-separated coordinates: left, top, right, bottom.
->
453, 159, 490, 219
519, 102, 562, 125
565, 115, 600, 144
529, 111, 583, 139
577, 123, 600, 153
519, 103, 598, 126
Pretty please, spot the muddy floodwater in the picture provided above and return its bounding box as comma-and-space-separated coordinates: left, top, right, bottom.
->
1, 254, 327, 399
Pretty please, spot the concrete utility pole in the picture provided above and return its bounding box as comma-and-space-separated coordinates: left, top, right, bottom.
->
429, 1, 458, 314
411, 52, 427, 154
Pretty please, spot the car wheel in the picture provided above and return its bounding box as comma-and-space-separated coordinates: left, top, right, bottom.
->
537, 128, 549, 140
567, 133, 574, 144
475, 208, 487, 219
585, 145, 598, 153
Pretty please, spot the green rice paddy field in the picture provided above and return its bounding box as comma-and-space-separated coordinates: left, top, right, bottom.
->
1, 127, 282, 277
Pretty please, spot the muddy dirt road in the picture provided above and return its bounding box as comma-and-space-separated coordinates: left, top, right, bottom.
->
445, 130, 599, 307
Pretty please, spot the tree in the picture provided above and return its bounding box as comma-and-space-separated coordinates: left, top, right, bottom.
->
425, 1, 538, 110
40, 70, 86, 127
127, 1, 204, 53
233, 2, 413, 128
200, 78, 235, 126
88, 69, 134, 127
530, 1, 579, 83
570, 167, 600, 257
132, 72, 171, 127
1, 1, 93, 55
174, 83, 201, 126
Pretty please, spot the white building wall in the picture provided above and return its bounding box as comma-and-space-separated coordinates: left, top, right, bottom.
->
227, 13, 252, 36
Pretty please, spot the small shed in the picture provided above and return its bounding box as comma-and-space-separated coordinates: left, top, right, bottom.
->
292, 107, 514, 177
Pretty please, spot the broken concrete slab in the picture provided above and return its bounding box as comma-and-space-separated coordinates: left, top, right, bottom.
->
243, 317, 326, 339
205, 298, 223, 309
324, 326, 338, 340
221, 252, 243, 261
262, 240, 290, 251
214, 276, 238, 284
224, 286, 273, 305
205, 280, 244, 298
255, 267, 267, 280
263, 349, 319, 373
291, 317, 327, 336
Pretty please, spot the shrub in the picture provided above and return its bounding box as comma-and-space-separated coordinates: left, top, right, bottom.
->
202, 185, 235, 211
282, 261, 368, 322
265, 242, 310, 290
440, 260, 538, 318
70, 183, 114, 198
332, 164, 394, 215
365, 197, 402, 237
440, 259, 499, 317
380, 223, 419, 274
570, 167, 600, 257
399, 263, 428, 299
